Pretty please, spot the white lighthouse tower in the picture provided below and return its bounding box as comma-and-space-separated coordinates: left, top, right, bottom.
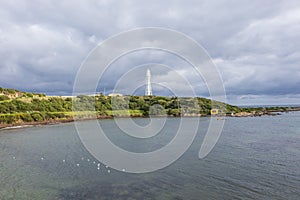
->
145, 69, 152, 96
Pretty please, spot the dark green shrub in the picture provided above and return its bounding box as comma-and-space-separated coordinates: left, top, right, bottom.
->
0, 95, 9, 101
31, 113, 44, 121
20, 113, 34, 122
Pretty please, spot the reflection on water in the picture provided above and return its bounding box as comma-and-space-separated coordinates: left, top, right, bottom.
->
0, 113, 300, 199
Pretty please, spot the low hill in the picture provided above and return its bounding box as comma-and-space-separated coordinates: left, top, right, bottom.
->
0, 87, 297, 128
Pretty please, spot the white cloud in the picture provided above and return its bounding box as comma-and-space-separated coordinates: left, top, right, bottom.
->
0, 0, 299, 104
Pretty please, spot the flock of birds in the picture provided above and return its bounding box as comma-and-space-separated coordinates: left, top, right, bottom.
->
74, 157, 111, 173
11, 155, 128, 174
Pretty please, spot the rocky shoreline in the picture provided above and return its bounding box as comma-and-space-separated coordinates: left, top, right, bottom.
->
0, 115, 114, 130
230, 107, 300, 117
1, 108, 299, 130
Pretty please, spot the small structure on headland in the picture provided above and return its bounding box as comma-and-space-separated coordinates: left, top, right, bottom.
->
211, 108, 221, 116
108, 93, 123, 97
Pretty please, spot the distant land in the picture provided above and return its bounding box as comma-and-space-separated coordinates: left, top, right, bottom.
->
0, 87, 299, 129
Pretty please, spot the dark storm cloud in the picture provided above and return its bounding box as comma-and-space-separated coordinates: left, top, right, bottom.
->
0, 0, 299, 104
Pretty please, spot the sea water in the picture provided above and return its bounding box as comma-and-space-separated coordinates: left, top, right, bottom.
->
0, 112, 299, 199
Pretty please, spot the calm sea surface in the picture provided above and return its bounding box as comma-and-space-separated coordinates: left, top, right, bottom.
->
0, 112, 299, 199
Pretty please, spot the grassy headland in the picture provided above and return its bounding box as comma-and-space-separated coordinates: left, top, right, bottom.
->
0, 87, 299, 128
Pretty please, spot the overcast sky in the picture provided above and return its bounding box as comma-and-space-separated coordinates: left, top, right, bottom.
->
0, 0, 299, 105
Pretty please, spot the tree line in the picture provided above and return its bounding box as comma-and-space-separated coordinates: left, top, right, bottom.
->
0, 93, 243, 124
